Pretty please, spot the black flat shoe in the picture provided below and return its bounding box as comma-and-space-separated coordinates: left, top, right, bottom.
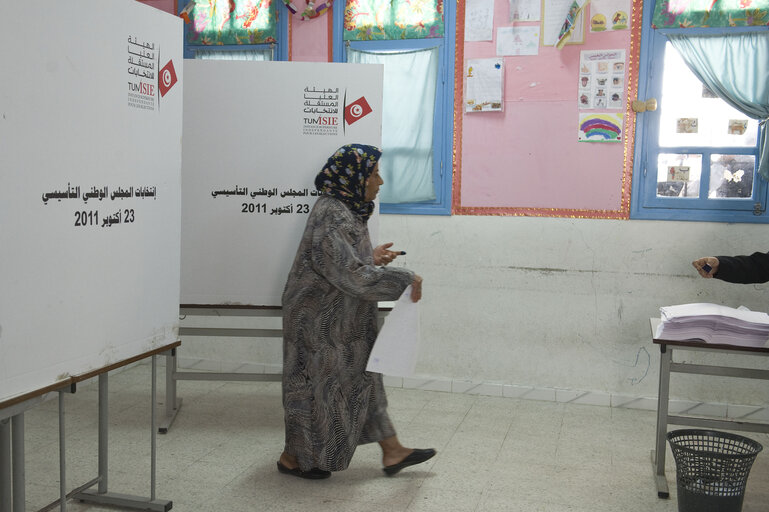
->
383, 448, 436, 476
277, 461, 331, 479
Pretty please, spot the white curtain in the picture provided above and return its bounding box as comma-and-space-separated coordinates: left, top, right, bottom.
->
194, 48, 272, 61
347, 47, 439, 203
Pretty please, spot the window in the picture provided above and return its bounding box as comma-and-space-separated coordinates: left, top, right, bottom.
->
181, 0, 288, 61
631, 2, 768, 222
333, 1, 455, 215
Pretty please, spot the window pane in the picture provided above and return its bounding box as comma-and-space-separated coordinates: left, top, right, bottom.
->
657, 153, 702, 198
658, 42, 758, 148
708, 154, 756, 199
347, 48, 438, 203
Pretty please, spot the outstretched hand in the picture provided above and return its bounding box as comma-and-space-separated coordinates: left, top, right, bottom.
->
374, 242, 402, 266
692, 257, 719, 278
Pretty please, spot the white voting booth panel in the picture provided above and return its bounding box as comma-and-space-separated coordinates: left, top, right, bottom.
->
181, 60, 383, 306
0, 0, 183, 405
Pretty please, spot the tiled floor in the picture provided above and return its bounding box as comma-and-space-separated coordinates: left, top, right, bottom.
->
15, 362, 769, 511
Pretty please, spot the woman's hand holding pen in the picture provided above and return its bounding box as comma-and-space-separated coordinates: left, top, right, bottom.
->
692, 257, 719, 278
373, 242, 405, 266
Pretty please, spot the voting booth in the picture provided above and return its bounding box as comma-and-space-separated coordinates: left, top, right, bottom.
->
0, 0, 183, 509
161, 59, 384, 430
0, 0, 183, 409
0, 0, 386, 505
180, 60, 384, 306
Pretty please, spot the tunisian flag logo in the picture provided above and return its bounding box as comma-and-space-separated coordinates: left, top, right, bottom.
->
344, 96, 372, 125
158, 60, 178, 98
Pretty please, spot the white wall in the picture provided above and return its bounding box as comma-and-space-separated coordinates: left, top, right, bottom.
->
179, 215, 769, 410
379, 215, 768, 407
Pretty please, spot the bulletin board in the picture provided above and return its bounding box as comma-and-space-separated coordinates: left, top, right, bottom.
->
180, 60, 383, 306
0, 0, 183, 405
453, 0, 642, 218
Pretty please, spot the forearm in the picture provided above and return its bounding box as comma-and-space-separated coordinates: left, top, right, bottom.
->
714, 252, 769, 284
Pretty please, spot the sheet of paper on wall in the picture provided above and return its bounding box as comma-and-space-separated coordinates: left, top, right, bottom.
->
497, 26, 540, 56
465, 0, 495, 41
465, 58, 505, 112
578, 49, 626, 110
510, 0, 541, 22
589, 0, 630, 32
541, 0, 585, 46
366, 286, 421, 377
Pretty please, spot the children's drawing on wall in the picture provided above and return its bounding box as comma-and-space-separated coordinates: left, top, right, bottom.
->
578, 112, 624, 142
542, 0, 585, 46
465, 0, 495, 41
668, 165, 690, 181
676, 117, 698, 134
465, 58, 505, 112
510, 0, 541, 21
578, 49, 626, 110
497, 26, 540, 56
589, 0, 630, 31
728, 119, 748, 135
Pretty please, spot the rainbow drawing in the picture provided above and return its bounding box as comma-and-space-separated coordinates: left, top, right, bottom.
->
578, 113, 623, 142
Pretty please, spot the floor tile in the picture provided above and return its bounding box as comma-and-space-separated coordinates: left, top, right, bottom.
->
9, 361, 768, 512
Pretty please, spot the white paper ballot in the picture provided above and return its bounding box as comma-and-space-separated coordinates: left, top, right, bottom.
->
366, 286, 420, 377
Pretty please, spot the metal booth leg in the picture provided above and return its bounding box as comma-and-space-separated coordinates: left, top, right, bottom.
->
652, 344, 671, 498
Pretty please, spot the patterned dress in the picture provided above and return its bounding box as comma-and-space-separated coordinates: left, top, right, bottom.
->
282, 195, 414, 472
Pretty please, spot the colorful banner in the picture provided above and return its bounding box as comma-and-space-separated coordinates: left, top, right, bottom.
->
652, 0, 769, 28
186, 0, 277, 45
344, 0, 444, 40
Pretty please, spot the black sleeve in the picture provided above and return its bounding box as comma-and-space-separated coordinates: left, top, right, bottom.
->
714, 251, 769, 284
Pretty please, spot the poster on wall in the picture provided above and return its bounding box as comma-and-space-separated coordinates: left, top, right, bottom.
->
510, 0, 542, 21
578, 112, 624, 142
497, 26, 540, 55
578, 49, 626, 110
465, 0, 495, 41
0, 0, 182, 404
589, 0, 631, 31
542, 0, 585, 46
181, 60, 384, 306
465, 58, 505, 112
555, 0, 588, 48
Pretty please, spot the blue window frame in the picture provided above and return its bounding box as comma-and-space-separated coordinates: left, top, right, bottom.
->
180, 2, 288, 61
631, 3, 768, 223
331, 2, 455, 215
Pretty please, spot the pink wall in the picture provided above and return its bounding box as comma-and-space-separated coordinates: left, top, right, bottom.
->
290, 13, 332, 62
455, 0, 640, 218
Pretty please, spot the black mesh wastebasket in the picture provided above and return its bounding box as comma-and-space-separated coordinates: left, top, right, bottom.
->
667, 429, 763, 512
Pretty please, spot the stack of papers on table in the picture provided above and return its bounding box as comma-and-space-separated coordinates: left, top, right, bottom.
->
656, 303, 769, 348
